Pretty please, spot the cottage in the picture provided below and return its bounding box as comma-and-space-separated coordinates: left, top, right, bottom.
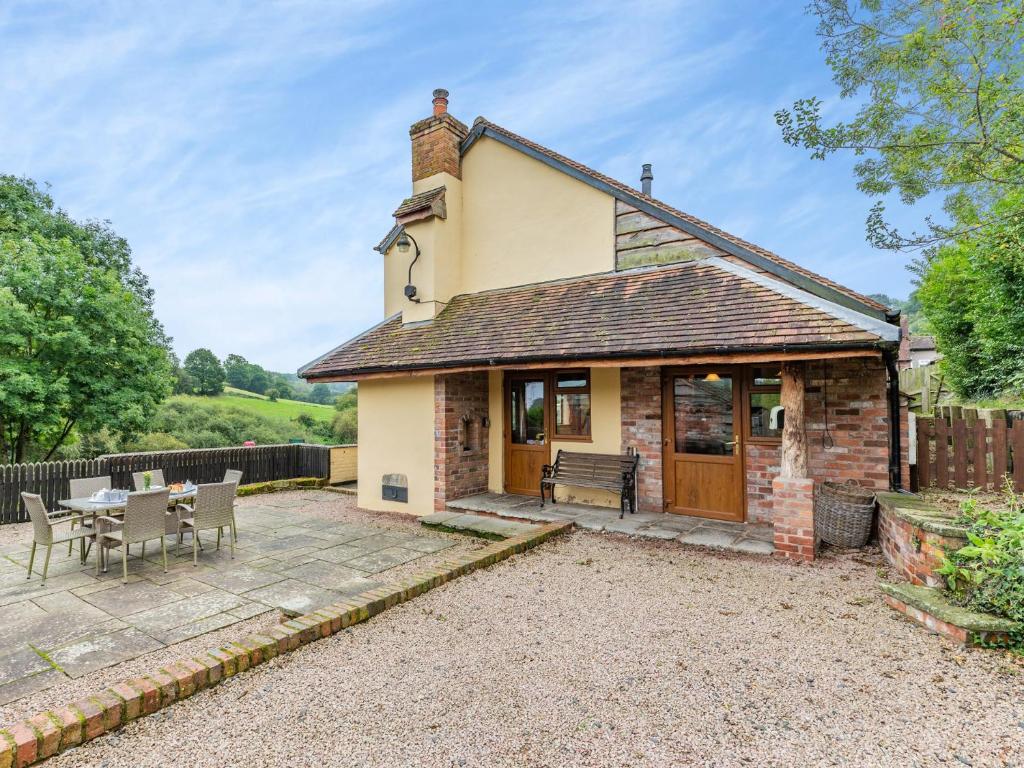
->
301, 90, 909, 561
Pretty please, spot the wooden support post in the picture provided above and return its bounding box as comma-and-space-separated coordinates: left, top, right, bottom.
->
779, 361, 808, 479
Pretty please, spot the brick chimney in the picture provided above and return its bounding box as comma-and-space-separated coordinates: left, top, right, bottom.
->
410, 88, 468, 182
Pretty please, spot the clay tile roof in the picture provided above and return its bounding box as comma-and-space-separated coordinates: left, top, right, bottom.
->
392, 186, 446, 219
468, 119, 889, 316
301, 260, 888, 380
909, 335, 937, 351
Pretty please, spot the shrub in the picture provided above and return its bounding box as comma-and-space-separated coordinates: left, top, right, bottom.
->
937, 485, 1024, 623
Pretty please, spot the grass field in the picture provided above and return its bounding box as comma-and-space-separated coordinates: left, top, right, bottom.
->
209, 388, 335, 423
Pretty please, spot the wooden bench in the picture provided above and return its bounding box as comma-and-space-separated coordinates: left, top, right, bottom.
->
540, 449, 639, 518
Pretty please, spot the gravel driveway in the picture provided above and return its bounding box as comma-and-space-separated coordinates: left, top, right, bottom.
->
46, 531, 1024, 768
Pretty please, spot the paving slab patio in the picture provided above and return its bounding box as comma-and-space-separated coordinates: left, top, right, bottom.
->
0, 490, 463, 707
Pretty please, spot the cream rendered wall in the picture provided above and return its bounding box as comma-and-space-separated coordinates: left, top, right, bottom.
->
550, 367, 622, 508
357, 376, 435, 516
486, 367, 622, 507
382, 171, 463, 322
460, 137, 615, 292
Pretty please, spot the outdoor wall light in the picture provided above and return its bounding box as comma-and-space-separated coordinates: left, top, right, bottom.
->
396, 231, 421, 302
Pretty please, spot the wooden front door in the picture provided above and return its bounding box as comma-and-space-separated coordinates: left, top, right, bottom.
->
504, 374, 549, 496
663, 368, 745, 521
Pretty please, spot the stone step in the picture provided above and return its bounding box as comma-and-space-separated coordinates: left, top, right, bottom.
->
880, 582, 1021, 646
420, 512, 539, 540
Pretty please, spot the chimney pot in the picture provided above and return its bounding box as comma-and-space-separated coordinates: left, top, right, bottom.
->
641, 163, 653, 196
432, 88, 449, 116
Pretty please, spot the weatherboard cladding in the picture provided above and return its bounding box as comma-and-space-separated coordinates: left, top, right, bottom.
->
301, 260, 885, 379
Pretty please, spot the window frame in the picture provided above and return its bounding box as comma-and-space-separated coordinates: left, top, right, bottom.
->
551, 369, 592, 442
746, 365, 783, 444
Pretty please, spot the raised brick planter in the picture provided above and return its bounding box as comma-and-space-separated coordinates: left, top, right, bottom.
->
876, 492, 967, 587
0, 522, 571, 767
880, 582, 1021, 647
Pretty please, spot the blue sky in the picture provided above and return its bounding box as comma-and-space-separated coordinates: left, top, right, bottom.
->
1, 0, 927, 372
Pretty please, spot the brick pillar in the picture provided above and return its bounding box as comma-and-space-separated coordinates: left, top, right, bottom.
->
774, 361, 816, 561
621, 367, 662, 513
434, 372, 489, 512
772, 477, 816, 561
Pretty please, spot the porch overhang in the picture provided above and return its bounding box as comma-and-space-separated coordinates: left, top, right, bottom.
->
303, 344, 887, 383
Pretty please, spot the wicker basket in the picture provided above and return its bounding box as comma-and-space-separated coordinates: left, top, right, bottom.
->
815, 481, 876, 548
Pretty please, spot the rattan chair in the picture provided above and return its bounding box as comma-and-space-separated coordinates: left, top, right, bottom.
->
96, 488, 171, 583
21, 493, 94, 585
176, 482, 236, 565
131, 469, 166, 491
64, 475, 113, 557
223, 469, 243, 542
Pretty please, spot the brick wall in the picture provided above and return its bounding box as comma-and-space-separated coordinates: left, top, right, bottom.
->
434, 372, 490, 511
878, 507, 966, 587
410, 114, 468, 182
806, 356, 892, 489
620, 367, 663, 513
745, 443, 779, 523
746, 357, 894, 522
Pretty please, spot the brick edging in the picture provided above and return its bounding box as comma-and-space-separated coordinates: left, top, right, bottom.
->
0, 522, 571, 767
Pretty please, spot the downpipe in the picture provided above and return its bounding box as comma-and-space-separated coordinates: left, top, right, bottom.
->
884, 349, 903, 491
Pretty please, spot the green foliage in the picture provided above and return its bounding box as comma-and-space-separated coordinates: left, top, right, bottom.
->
0, 177, 173, 463
867, 292, 930, 333
917, 191, 1024, 398
147, 396, 322, 448
182, 348, 226, 396
777, 1, 1024, 249
937, 484, 1024, 623
332, 408, 357, 444
224, 353, 271, 395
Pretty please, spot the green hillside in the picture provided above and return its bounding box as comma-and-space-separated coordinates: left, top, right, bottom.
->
210, 388, 334, 423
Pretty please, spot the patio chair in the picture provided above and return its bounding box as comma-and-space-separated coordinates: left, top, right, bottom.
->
21, 493, 94, 585
176, 481, 236, 565
223, 469, 243, 542
131, 469, 166, 491
63, 475, 113, 557
96, 488, 171, 583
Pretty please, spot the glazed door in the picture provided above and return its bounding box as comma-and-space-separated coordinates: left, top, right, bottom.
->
663, 369, 745, 521
504, 375, 549, 496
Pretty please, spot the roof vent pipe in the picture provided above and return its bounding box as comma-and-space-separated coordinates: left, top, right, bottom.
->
640, 163, 653, 196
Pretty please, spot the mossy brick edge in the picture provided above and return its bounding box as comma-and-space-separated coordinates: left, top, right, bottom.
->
0, 520, 571, 767
235, 478, 325, 498
880, 582, 1021, 636
875, 491, 968, 538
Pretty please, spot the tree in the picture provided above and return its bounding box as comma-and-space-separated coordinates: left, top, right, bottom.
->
0, 176, 173, 350
776, 1, 1024, 250
309, 383, 333, 405
223, 354, 252, 389
916, 190, 1024, 397
0, 232, 172, 463
183, 349, 225, 396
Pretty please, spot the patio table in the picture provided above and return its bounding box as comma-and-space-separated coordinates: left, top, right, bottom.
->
59, 488, 197, 517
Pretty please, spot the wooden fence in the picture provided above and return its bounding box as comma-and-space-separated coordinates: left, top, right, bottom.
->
915, 413, 1024, 492
899, 364, 946, 414
0, 444, 333, 524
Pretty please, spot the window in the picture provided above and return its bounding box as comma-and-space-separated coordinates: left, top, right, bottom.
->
749, 365, 783, 440
554, 370, 591, 439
